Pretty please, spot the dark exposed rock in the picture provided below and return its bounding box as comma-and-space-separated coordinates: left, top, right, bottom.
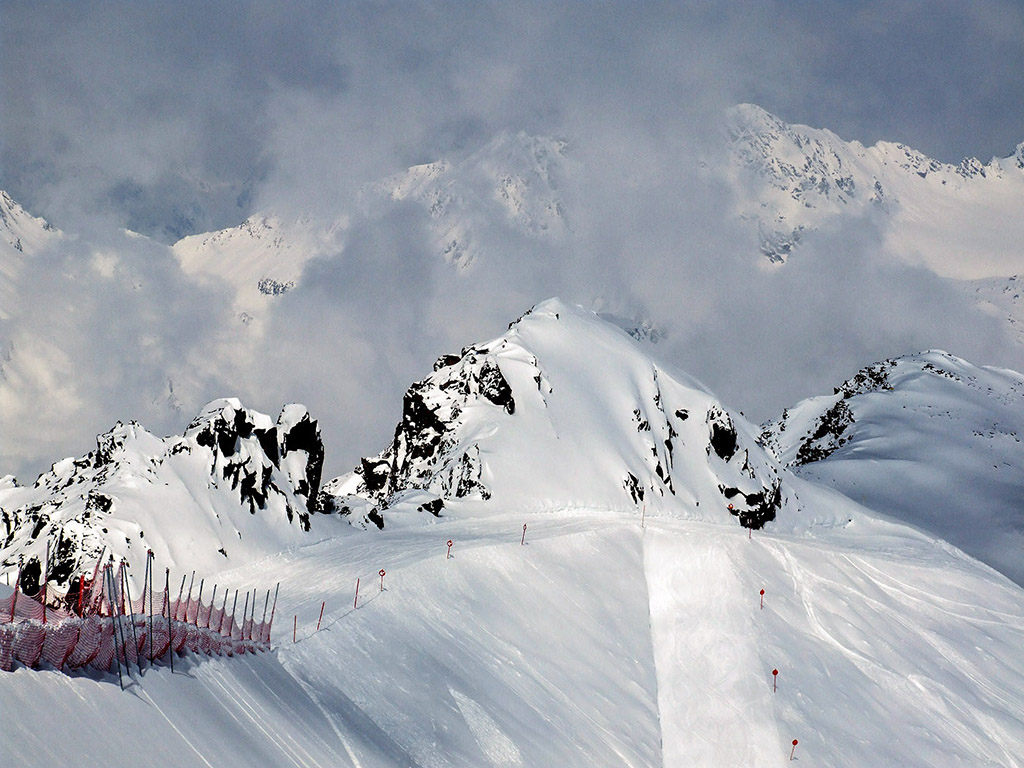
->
708, 408, 738, 462
479, 361, 515, 414
418, 498, 444, 516
722, 479, 782, 529
624, 472, 644, 504
794, 400, 855, 465
20, 557, 42, 596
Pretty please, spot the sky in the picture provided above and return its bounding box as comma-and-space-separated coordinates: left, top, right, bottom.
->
2, 1, 1024, 480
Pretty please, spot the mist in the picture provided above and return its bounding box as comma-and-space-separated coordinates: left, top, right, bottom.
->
2, 1, 1023, 481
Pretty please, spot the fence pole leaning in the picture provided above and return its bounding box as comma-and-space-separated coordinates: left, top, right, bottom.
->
165, 568, 173, 673
105, 567, 124, 691
267, 583, 279, 645
121, 561, 142, 675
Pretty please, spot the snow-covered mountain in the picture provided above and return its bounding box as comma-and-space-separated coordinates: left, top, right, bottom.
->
759, 350, 1024, 586
726, 103, 1024, 278
0, 398, 325, 595
4, 302, 1024, 766
172, 212, 348, 333
169, 130, 569, 325
0, 189, 60, 322
362, 130, 570, 269
324, 298, 785, 530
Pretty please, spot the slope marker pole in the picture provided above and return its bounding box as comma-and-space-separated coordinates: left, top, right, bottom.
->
354, 578, 360, 609
773, 668, 779, 692
760, 589, 765, 610
293, 615, 297, 643
316, 601, 325, 631
521, 524, 527, 545
446, 540, 453, 559
790, 739, 798, 760
379, 569, 386, 592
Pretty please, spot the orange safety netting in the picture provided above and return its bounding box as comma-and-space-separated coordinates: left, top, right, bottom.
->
1, 574, 275, 675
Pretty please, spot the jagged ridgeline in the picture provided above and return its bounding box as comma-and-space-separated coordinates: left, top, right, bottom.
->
321, 298, 785, 529
1, 299, 791, 592
0, 399, 324, 593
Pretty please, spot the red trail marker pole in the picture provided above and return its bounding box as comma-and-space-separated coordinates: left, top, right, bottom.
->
773, 668, 779, 692
293, 615, 297, 643
790, 739, 798, 760
316, 600, 325, 631
379, 569, 386, 592
760, 589, 765, 610
521, 524, 527, 545
446, 540, 453, 559
354, 578, 360, 609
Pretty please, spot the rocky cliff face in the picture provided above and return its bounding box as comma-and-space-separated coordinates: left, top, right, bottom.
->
0, 399, 326, 593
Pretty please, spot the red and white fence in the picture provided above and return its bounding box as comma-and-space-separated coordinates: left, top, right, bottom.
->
1, 554, 276, 677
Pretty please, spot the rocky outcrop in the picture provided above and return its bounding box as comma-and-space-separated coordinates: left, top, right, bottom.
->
0, 399, 325, 592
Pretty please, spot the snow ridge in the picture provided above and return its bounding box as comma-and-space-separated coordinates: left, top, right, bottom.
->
323, 298, 784, 530
0, 398, 325, 594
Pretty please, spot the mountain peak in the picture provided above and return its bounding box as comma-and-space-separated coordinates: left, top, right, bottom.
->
323, 300, 785, 530
0, 398, 327, 594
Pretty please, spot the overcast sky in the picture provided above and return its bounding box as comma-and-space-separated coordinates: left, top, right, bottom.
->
2, 1, 1023, 480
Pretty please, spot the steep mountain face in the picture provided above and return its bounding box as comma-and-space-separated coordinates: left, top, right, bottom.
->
0, 398, 326, 595
172, 212, 348, 332
170, 131, 569, 319
759, 351, 1024, 585
726, 104, 1024, 278
0, 190, 60, 331
323, 298, 784, 529
362, 131, 570, 269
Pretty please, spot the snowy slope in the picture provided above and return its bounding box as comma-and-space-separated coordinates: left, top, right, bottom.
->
0, 398, 327, 595
3, 303, 1024, 766
3, 492, 1024, 767
0, 190, 61, 321
726, 104, 1024, 278
966, 274, 1024, 346
363, 131, 570, 269
324, 298, 785, 531
172, 213, 347, 333
759, 351, 1024, 586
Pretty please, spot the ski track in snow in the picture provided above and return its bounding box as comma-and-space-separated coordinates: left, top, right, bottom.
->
4, 509, 1024, 767
644, 523, 782, 767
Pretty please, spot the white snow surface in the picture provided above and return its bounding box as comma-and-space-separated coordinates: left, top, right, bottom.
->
726, 104, 1024, 279
3, 489, 1024, 767
2, 303, 1024, 765
327, 298, 784, 529
760, 350, 1024, 587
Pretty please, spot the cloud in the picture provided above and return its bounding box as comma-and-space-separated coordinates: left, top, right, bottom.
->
2, 1, 1023, 480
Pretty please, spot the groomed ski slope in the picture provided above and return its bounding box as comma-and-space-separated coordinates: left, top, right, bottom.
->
4, 482, 1024, 767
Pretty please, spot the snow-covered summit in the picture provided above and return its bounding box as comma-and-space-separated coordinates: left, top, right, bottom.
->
0, 190, 61, 322
363, 131, 571, 268
172, 212, 347, 329
0, 398, 326, 594
324, 298, 785, 529
759, 350, 1024, 585
725, 104, 1024, 278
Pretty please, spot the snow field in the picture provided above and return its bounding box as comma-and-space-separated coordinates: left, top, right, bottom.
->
4, 503, 1024, 767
